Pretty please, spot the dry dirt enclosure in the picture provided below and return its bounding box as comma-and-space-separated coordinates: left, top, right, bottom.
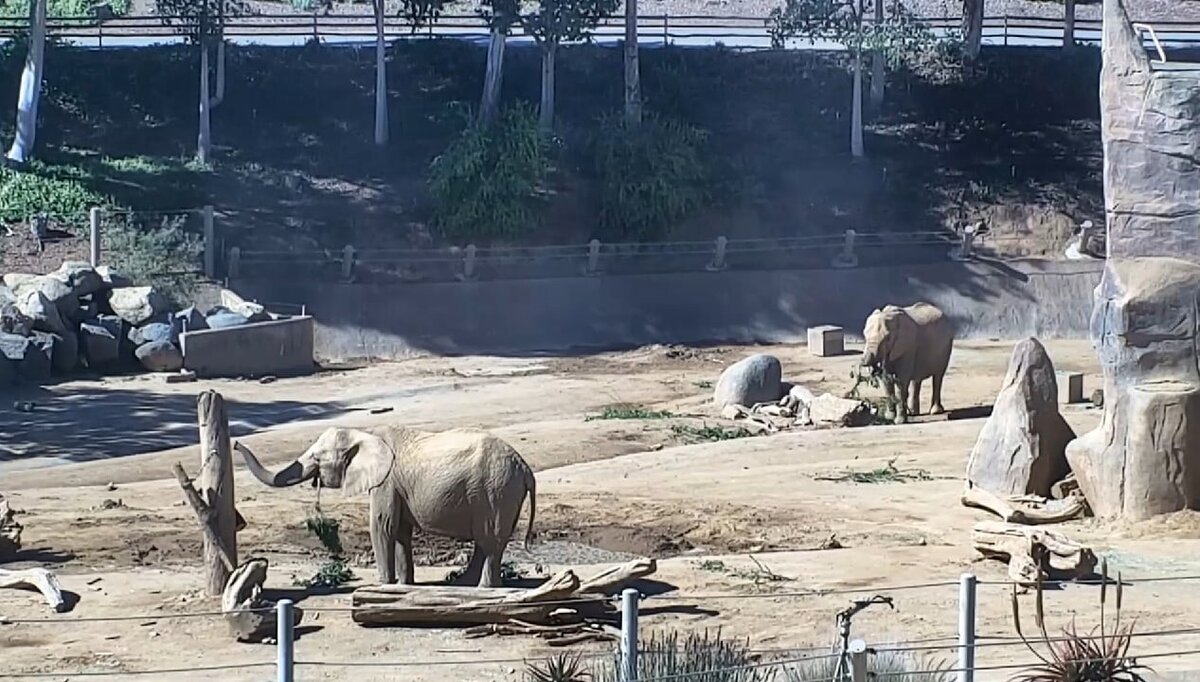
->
4, 339, 1200, 681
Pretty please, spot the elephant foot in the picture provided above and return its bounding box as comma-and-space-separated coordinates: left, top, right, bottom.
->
931, 404, 945, 415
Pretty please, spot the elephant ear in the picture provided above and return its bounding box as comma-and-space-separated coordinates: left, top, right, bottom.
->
340, 436, 394, 496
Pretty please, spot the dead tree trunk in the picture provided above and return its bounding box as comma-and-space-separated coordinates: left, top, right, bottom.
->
197, 390, 237, 596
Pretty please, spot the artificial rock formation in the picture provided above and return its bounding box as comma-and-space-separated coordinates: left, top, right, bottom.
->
1065, 0, 1200, 520
966, 338, 1075, 497
713, 354, 784, 409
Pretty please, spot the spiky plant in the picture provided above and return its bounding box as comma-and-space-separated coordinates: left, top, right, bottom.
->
1010, 559, 1152, 682
593, 629, 774, 682
526, 653, 590, 682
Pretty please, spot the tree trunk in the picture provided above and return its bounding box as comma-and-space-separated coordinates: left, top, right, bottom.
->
197, 39, 212, 165
479, 24, 507, 126
5, 0, 47, 164
373, 0, 389, 146
197, 390, 237, 597
623, 0, 642, 127
212, 1, 226, 108
870, 0, 884, 109
850, 48, 864, 158
1063, 0, 1076, 49
538, 42, 557, 134
961, 0, 983, 60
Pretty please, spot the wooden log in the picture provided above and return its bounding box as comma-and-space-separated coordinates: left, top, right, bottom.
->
972, 521, 1097, 585
962, 484, 1086, 525
172, 463, 235, 573
352, 560, 654, 627
221, 558, 304, 642
0, 567, 65, 612
197, 390, 237, 597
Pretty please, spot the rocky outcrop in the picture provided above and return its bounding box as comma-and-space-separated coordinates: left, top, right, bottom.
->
714, 354, 784, 408
0, 332, 52, 382
1065, 0, 1200, 520
109, 286, 169, 326
966, 339, 1075, 497
17, 289, 67, 335
136, 340, 184, 372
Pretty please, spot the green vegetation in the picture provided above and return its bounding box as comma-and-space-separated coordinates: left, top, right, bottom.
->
297, 513, 356, 589
429, 104, 554, 241
0, 162, 108, 224
671, 423, 755, 443
783, 651, 951, 682
693, 556, 792, 591
0, 0, 130, 20
586, 404, 675, 421
813, 458, 938, 484
592, 630, 773, 682
444, 560, 525, 584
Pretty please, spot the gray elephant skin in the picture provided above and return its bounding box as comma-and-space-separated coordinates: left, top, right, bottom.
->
860, 302, 955, 422
236, 425, 537, 587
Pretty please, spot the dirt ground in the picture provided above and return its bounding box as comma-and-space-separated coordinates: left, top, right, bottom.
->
4, 339, 1200, 681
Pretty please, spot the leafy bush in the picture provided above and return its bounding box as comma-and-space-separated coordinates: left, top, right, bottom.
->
0, 0, 130, 21
0, 163, 108, 227
591, 113, 710, 241
104, 214, 203, 303
428, 104, 552, 241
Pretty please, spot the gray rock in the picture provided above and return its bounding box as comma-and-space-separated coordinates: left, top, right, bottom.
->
80, 319, 122, 368
968, 338, 1075, 497
67, 298, 101, 325
0, 332, 52, 382
174, 306, 208, 334
135, 340, 183, 373
129, 322, 176, 346
55, 261, 104, 298
108, 286, 169, 326
0, 289, 33, 336
0, 353, 13, 387
220, 289, 271, 323
94, 265, 133, 288
206, 310, 251, 330
2, 273, 37, 290
808, 393, 872, 427
47, 329, 79, 374
16, 289, 67, 335
15, 276, 73, 309
713, 354, 784, 409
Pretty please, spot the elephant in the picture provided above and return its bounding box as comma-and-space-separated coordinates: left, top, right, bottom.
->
860, 302, 955, 423
234, 425, 536, 588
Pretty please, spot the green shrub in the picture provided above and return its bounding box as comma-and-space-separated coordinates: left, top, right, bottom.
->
592, 630, 773, 682
104, 214, 203, 303
0, 0, 130, 21
0, 163, 108, 227
428, 104, 552, 241
591, 113, 710, 241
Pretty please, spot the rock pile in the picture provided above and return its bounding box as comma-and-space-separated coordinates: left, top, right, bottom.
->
0, 261, 269, 386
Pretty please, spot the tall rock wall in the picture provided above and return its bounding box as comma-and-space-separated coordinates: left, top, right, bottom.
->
1065, 0, 1200, 520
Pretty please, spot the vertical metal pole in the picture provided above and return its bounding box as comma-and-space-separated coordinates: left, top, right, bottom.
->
228, 247, 241, 279
463, 244, 477, 280
1003, 15, 1009, 47
620, 588, 639, 682
848, 639, 868, 682
203, 205, 215, 278
342, 244, 356, 280
587, 238, 601, 275
89, 207, 102, 267
277, 599, 294, 682
958, 573, 977, 682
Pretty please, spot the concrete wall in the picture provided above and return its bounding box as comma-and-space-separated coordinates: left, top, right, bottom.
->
230, 259, 1104, 360
181, 316, 315, 377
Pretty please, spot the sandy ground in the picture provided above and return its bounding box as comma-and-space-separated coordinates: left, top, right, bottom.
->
3, 339, 1200, 681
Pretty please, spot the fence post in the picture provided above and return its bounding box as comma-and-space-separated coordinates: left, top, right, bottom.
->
461, 244, 477, 280
706, 235, 728, 272
276, 599, 295, 682
89, 206, 102, 267
849, 639, 868, 682
228, 247, 241, 279
831, 229, 858, 268
1003, 15, 1009, 47
954, 223, 979, 261
958, 573, 977, 682
662, 14, 669, 46
202, 205, 216, 278
620, 588, 639, 682
341, 244, 356, 280
586, 238, 601, 276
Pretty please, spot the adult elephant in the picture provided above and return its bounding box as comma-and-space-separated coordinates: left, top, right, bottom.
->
235, 425, 536, 588
860, 302, 955, 423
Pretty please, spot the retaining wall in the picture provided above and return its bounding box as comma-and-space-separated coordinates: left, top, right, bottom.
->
230, 259, 1104, 360
180, 316, 315, 377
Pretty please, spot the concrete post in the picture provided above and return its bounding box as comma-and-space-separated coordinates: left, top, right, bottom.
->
276, 599, 294, 682
706, 236, 728, 272
832, 229, 858, 268
228, 247, 241, 279
462, 244, 477, 280
89, 206, 102, 267
958, 573, 977, 682
341, 244, 356, 280
849, 639, 868, 682
203, 205, 216, 278
586, 238, 601, 276
955, 223, 979, 261
620, 588, 639, 682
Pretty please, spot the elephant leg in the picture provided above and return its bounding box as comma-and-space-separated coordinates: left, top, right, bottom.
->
370, 514, 397, 584
395, 522, 415, 585
896, 380, 910, 424
931, 373, 946, 415
910, 379, 923, 417
459, 544, 485, 586
479, 542, 508, 588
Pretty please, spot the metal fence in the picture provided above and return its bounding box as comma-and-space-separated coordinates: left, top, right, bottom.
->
0, 13, 1198, 50
5, 572, 1200, 680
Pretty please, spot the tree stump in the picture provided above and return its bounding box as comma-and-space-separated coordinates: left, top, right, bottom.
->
972, 521, 1097, 585
0, 494, 21, 561
197, 390, 237, 596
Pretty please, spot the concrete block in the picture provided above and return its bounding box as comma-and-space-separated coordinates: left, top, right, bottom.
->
1057, 371, 1084, 405
181, 316, 314, 379
807, 325, 844, 357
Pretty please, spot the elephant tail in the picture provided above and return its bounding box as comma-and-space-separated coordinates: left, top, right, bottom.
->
522, 466, 537, 549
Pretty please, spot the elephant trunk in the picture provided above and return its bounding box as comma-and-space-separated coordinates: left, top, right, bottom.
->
234, 442, 315, 487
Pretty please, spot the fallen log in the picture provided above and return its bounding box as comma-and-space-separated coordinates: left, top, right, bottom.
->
972, 521, 1097, 585
0, 567, 66, 612
962, 484, 1087, 525
352, 559, 654, 627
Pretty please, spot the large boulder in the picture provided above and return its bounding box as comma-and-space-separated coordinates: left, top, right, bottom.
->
16, 289, 67, 335
109, 286, 169, 326
0, 332, 52, 382
0, 288, 33, 336
0, 353, 13, 387
129, 322, 175, 346
79, 318, 123, 368
713, 354, 784, 409
15, 276, 73, 311
136, 340, 183, 372
220, 289, 271, 323
205, 308, 251, 330
174, 306, 208, 334
967, 338, 1075, 497
47, 330, 79, 374
2, 273, 37, 290
95, 265, 133, 289
55, 261, 104, 298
